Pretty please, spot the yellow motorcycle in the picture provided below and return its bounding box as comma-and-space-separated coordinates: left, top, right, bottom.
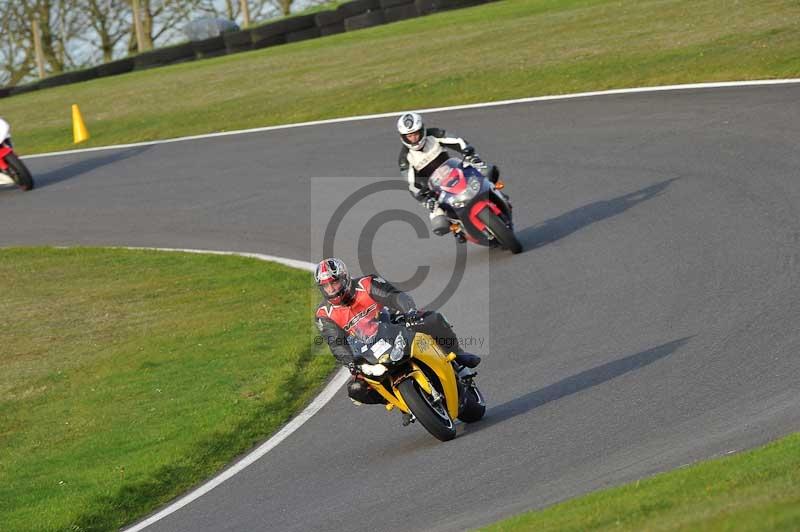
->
350, 310, 486, 441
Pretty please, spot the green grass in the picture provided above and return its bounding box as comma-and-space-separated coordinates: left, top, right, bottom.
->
483, 432, 800, 531
0, 247, 335, 532
4, 0, 799, 154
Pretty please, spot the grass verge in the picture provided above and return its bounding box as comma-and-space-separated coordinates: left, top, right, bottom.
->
3, 0, 799, 154
483, 432, 800, 531
0, 247, 335, 532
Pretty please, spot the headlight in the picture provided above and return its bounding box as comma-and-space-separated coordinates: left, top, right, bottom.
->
360, 363, 387, 376
390, 332, 407, 361
448, 178, 481, 207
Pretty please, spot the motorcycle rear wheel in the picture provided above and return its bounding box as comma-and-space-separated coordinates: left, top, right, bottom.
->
397, 378, 456, 442
4, 152, 34, 191
477, 209, 521, 253
458, 382, 486, 423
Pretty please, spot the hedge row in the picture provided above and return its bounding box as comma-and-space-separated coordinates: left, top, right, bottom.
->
0, 0, 488, 99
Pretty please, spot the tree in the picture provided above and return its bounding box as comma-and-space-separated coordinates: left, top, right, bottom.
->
127, 0, 205, 54
193, 0, 282, 24
0, 0, 87, 85
27, 0, 87, 73
0, 10, 35, 86
272, 0, 292, 16
81, 0, 132, 62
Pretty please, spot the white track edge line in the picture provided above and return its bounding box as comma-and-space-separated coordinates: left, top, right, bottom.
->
116, 247, 349, 532
25, 78, 800, 160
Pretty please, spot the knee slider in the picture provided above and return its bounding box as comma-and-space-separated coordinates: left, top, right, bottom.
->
347, 379, 368, 399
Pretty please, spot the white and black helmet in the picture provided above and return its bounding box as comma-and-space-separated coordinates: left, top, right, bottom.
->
397, 112, 426, 150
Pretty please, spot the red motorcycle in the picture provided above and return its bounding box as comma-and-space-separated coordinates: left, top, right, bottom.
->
0, 119, 34, 191
428, 158, 521, 253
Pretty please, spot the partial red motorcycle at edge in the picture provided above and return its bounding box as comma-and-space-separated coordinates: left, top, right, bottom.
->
428, 158, 522, 253
0, 118, 34, 191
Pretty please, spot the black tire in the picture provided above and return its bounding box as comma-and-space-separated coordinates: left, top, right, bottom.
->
134, 43, 195, 70
39, 68, 99, 89
380, 0, 413, 8
384, 3, 419, 22
8, 83, 40, 97
477, 208, 522, 254
337, 0, 381, 18
255, 14, 315, 35
345, 10, 386, 31
250, 21, 292, 49
252, 32, 286, 49
286, 26, 321, 43
223, 30, 255, 54
414, 0, 437, 15
4, 152, 34, 191
415, 0, 482, 14
192, 36, 227, 59
458, 383, 486, 423
315, 9, 346, 26
319, 22, 346, 36
97, 57, 134, 78
397, 378, 456, 442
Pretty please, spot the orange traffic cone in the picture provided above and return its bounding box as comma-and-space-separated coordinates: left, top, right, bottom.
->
72, 104, 90, 144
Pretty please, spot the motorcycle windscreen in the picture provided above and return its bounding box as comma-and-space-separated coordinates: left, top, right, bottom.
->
346, 313, 384, 363
427, 158, 467, 195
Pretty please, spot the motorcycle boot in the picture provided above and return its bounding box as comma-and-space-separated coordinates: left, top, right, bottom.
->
455, 351, 481, 368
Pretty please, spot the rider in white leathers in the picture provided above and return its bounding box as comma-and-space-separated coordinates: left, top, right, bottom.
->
396, 112, 498, 241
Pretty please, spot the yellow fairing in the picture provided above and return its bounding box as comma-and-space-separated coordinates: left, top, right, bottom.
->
362, 376, 411, 413
410, 334, 460, 419
363, 368, 435, 414
362, 333, 460, 419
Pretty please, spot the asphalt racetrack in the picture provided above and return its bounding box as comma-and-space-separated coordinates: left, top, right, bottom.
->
3, 83, 800, 531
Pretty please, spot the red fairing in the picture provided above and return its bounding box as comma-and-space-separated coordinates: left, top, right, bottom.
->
468, 200, 502, 231
439, 168, 467, 195
0, 146, 11, 170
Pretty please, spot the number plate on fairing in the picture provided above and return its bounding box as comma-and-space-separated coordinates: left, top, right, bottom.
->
370, 339, 391, 357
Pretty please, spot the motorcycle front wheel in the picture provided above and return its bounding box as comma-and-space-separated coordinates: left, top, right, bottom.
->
397, 378, 456, 442
477, 208, 521, 254
4, 152, 34, 191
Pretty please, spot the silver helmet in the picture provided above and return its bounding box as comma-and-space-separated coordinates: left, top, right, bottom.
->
397, 112, 426, 150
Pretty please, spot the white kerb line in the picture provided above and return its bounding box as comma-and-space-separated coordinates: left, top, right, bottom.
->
119, 247, 349, 532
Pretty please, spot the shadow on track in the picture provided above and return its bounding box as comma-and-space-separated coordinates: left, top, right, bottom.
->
518, 178, 679, 251
463, 337, 691, 434
33, 146, 151, 188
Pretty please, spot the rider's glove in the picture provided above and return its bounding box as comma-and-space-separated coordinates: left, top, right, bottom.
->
424, 197, 437, 212
413, 187, 431, 201
346, 361, 358, 375
405, 309, 424, 327
462, 145, 476, 157
465, 154, 485, 167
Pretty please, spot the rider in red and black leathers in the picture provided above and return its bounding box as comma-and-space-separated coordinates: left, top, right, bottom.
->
314, 257, 480, 405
